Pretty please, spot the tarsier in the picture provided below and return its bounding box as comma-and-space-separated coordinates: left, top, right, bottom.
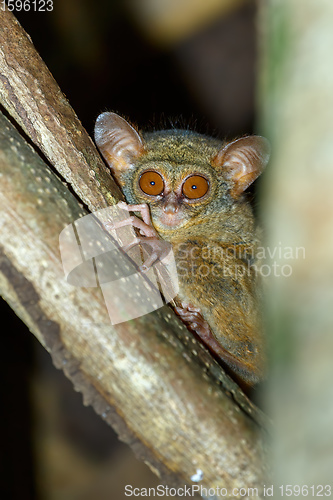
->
94, 112, 270, 388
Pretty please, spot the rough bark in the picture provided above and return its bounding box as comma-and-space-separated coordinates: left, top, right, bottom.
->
0, 7, 121, 210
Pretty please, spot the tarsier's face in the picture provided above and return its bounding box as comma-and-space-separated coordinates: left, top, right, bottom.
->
94, 111, 270, 236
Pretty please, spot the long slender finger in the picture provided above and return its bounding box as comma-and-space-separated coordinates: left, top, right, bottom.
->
180, 302, 201, 314
117, 201, 152, 226
140, 251, 159, 271
122, 237, 141, 253
187, 305, 201, 314
110, 216, 157, 237
128, 217, 157, 237
174, 309, 202, 321
103, 217, 131, 231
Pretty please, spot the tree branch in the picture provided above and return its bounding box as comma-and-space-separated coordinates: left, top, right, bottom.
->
0, 7, 121, 210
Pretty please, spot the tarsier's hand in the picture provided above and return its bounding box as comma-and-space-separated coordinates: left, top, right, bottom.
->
103, 201, 171, 271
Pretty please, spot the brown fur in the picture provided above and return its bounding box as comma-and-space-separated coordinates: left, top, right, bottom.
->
94, 112, 270, 385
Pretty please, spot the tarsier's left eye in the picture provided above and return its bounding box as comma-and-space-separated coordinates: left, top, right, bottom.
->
139, 171, 164, 196
182, 175, 209, 199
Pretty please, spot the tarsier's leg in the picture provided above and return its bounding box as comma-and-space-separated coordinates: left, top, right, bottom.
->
174, 302, 252, 386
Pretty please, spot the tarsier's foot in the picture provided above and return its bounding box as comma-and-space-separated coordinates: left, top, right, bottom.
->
104, 201, 171, 271
174, 302, 224, 355
174, 302, 210, 336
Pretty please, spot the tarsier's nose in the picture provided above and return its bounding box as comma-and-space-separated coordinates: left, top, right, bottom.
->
163, 192, 179, 214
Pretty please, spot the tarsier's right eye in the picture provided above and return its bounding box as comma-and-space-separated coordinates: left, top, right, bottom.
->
139, 171, 164, 196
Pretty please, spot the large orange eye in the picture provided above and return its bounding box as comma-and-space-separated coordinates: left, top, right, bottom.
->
139, 171, 164, 196
182, 175, 209, 199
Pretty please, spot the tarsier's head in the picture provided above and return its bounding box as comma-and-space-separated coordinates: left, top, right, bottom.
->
94, 112, 270, 236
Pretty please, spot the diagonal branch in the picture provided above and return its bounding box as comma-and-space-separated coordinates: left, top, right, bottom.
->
0, 7, 120, 210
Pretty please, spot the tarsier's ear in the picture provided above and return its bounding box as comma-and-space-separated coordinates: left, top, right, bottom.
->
213, 136, 270, 198
94, 112, 144, 179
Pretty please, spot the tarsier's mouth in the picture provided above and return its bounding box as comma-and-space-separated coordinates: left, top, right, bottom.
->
156, 212, 185, 229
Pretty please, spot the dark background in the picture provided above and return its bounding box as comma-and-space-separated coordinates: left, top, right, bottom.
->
1, 1, 258, 498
